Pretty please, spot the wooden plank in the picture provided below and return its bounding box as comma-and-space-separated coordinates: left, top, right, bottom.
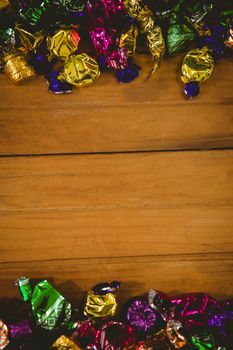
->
0, 254, 232, 301
0, 55, 232, 156
0, 150, 232, 262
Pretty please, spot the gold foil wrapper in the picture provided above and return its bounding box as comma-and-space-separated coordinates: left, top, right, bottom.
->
0, 0, 9, 9
16, 26, 44, 53
47, 29, 80, 60
3, 50, 36, 84
84, 290, 118, 318
58, 53, 100, 87
181, 48, 214, 84
123, 0, 165, 76
120, 25, 138, 57
191, 20, 211, 37
51, 335, 81, 350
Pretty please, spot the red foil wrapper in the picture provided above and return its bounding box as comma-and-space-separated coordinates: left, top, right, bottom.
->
96, 321, 135, 350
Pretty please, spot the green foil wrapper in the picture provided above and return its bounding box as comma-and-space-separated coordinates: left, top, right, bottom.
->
166, 13, 195, 56
191, 333, 216, 350
17, 277, 72, 330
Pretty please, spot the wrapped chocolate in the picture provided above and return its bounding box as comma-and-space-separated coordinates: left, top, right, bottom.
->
125, 296, 159, 333
72, 320, 97, 348
52, 335, 81, 350
0, 320, 9, 350
0, 0, 10, 10
191, 333, 216, 350
3, 49, 36, 83
47, 29, 80, 60
166, 12, 196, 56
84, 282, 120, 319
123, 0, 165, 76
16, 277, 72, 331
149, 290, 219, 328
208, 299, 233, 348
136, 329, 172, 350
16, 26, 44, 53
58, 53, 100, 87
166, 320, 186, 349
96, 321, 135, 350
46, 70, 73, 94
119, 25, 138, 58
180, 47, 214, 98
17, 0, 51, 25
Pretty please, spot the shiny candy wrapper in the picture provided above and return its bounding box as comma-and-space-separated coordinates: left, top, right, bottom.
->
3, 50, 36, 83
0, 320, 9, 350
58, 53, 100, 87
225, 26, 233, 50
119, 25, 138, 58
171, 293, 219, 328
84, 281, 120, 319
16, 277, 72, 330
47, 70, 72, 94
125, 297, 158, 333
166, 320, 186, 349
166, 13, 196, 57
136, 329, 172, 350
96, 321, 135, 350
0, 0, 9, 10
72, 320, 97, 347
47, 29, 80, 60
117, 61, 141, 83
191, 333, 216, 350
181, 48, 214, 84
52, 335, 81, 350
123, 0, 165, 76
16, 26, 44, 53
18, 0, 50, 25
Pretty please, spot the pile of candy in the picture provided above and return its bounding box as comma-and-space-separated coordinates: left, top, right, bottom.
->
0, 1, 232, 98
0, 277, 233, 349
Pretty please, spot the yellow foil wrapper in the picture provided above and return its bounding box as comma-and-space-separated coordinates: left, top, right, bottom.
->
16, 26, 44, 53
123, 0, 165, 76
52, 335, 81, 350
120, 25, 138, 57
84, 290, 118, 318
0, 0, 10, 9
3, 50, 36, 84
181, 48, 214, 84
47, 29, 80, 60
58, 53, 100, 87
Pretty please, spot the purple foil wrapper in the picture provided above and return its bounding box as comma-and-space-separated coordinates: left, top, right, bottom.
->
117, 61, 141, 83
126, 298, 158, 333
8, 319, 32, 339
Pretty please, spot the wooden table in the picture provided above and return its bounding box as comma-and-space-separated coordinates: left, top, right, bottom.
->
0, 53, 233, 304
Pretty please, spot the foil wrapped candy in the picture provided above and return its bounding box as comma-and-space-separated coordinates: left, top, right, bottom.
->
84, 281, 121, 319
16, 277, 73, 331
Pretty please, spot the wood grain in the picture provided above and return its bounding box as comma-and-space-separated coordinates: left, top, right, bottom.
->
0, 55, 232, 156
0, 150, 232, 263
0, 254, 232, 301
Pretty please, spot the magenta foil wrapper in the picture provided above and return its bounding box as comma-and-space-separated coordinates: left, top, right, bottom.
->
87, 0, 128, 70
171, 293, 220, 327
